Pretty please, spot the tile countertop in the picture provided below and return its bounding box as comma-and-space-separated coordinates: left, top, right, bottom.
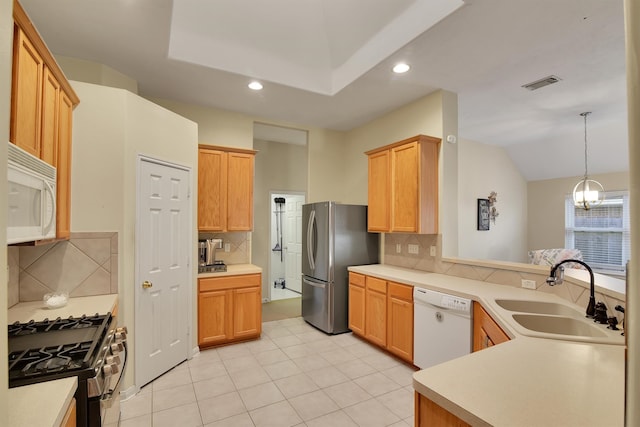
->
7, 294, 118, 427
198, 263, 262, 278
348, 264, 625, 427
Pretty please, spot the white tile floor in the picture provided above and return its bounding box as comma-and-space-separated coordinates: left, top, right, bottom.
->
121, 317, 417, 427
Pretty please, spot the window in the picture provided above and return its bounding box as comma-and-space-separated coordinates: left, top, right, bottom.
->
565, 191, 630, 273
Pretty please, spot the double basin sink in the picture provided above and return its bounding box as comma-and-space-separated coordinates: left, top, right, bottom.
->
493, 299, 621, 343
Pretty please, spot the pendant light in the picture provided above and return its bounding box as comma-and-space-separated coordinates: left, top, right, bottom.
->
572, 111, 604, 210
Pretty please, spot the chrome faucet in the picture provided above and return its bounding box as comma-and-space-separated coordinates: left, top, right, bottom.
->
546, 259, 596, 318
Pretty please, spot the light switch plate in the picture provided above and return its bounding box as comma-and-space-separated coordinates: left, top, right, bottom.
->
396, 244, 402, 253
430, 246, 437, 256
224, 243, 231, 252
521, 279, 537, 290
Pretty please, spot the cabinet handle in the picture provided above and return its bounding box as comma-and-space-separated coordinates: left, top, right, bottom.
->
142, 281, 153, 289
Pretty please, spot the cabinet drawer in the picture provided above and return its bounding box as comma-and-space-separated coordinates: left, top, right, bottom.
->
388, 282, 412, 301
366, 276, 387, 294
199, 274, 261, 292
349, 272, 365, 287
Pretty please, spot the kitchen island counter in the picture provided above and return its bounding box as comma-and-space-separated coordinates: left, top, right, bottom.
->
349, 264, 625, 426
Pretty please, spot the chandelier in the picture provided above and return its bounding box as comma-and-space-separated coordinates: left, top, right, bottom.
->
572, 112, 604, 210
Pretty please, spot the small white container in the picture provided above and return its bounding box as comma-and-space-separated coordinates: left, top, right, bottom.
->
43, 292, 69, 309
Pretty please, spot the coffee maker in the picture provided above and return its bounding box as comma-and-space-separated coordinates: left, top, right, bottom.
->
198, 238, 226, 272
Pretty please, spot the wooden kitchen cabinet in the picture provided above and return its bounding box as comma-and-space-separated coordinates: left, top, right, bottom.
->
198, 273, 262, 347
348, 272, 366, 335
387, 281, 413, 362
473, 301, 510, 351
366, 135, 440, 234
365, 276, 387, 347
415, 392, 470, 427
349, 273, 415, 363
11, 0, 80, 240
198, 145, 255, 232
60, 397, 77, 427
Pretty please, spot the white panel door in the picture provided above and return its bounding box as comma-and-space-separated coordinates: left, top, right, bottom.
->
136, 158, 191, 388
285, 195, 304, 293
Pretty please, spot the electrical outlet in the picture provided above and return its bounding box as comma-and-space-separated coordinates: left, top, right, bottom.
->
408, 244, 419, 254
224, 243, 231, 252
396, 244, 402, 253
430, 246, 437, 256
521, 279, 537, 290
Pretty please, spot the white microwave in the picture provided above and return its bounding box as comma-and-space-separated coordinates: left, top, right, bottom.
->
7, 142, 57, 244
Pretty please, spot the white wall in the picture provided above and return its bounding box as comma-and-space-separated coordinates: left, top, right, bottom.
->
457, 139, 528, 262
0, 0, 12, 411
527, 172, 629, 251
71, 81, 198, 390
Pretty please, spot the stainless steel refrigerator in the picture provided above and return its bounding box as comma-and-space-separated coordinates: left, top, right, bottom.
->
302, 201, 379, 334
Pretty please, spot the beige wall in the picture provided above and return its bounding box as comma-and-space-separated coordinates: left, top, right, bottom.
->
71, 81, 199, 390
252, 139, 307, 297
458, 139, 528, 262
527, 172, 629, 251
0, 0, 11, 411
55, 55, 139, 94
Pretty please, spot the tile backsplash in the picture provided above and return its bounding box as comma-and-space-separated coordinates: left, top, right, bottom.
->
383, 233, 626, 321
198, 232, 251, 265
8, 232, 118, 307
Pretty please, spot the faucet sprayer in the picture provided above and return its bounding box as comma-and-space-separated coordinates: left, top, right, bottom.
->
546, 259, 596, 318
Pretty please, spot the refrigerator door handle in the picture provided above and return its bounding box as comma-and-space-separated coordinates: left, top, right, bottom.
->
303, 277, 326, 289
307, 209, 316, 270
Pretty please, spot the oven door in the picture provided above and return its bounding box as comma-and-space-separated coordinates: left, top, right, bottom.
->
100, 342, 127, 427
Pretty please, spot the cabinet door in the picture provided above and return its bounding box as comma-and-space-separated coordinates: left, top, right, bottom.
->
198, 148, 227, 231
56, 91, 73, 239
349, 283, 365, 336
233, 286, 262, 339
390, 141, 419, 232
367, 149, 390, 232
11, 26, 43, 157
198, 289, 232, 346
387, 282, 413, 362
473, 302, 509, 352
416, 392, 471, 427
365, 277, 387, 347
227, 151, 254, 231
40, 66, 60, 166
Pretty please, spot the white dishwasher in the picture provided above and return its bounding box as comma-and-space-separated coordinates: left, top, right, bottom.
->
413, 287, 472, 369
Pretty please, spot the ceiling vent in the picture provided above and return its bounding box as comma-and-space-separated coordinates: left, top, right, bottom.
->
522, 75, 562, 91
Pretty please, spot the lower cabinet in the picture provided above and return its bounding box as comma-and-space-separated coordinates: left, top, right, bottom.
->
198, 273, 262, 347
387, 282, 413, 361
415, 392, 470, 427
61, 397, 76, 427
473, 301, 510, 351
348, 272, 413, 364
348, 272, 366, 335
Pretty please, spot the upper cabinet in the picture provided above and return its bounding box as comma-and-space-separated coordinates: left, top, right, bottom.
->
11, 0, 80, 240
198, 145, 256, 232
366, 135, 440, 234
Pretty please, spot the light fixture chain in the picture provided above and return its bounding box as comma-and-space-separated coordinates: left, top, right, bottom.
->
581, 111, 591, 179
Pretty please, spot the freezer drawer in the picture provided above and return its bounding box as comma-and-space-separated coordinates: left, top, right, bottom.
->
302, 276, 333, 333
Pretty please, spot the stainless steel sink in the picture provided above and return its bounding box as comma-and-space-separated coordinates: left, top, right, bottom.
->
495, 299, 583, 317
512, 314, 608, 338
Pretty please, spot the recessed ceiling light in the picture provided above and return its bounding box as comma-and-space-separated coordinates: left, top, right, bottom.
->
392, 63, 410, 74
248, 81, 263, 90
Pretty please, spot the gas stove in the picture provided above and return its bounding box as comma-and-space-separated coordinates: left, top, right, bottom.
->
8, 314, 110, 387
8, 313, 127, 427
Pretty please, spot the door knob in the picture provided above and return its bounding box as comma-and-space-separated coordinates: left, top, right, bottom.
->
142, 281, 153, 289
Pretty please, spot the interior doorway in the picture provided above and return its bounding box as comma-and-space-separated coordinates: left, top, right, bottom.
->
269, 192, 305, 301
